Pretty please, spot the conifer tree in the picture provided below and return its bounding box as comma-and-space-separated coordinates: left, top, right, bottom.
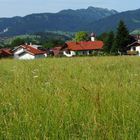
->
112, 20, 130, 54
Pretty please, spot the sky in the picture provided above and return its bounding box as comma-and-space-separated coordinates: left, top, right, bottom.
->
0, 0, 139, 17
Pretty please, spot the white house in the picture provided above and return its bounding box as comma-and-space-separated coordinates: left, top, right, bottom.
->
63, 33, 104, 57
127, 40, 140, 56
13, 44, 47, 60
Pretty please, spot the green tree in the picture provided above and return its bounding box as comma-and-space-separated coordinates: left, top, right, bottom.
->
104, 31, 114, 53
11, 38, 25, 47
74, 31, 89, 42
43, 41, 54, 49
43, 39, 65, 49
111, 20, 130, 54
97, 32, 108, 42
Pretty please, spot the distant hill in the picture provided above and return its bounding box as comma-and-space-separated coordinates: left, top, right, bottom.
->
0, 7, 118, 37
87, 9, 140, 34
0, 7, 140, 37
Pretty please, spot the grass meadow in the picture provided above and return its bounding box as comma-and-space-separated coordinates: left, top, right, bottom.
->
0, 57, 140, 140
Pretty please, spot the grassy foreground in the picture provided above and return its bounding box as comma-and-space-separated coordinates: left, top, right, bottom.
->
0, 57, 140, 140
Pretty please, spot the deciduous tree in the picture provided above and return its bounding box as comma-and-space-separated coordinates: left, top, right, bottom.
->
74, 31, 89, 42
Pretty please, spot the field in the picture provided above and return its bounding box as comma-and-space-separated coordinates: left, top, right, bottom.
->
0, 57, 140, 140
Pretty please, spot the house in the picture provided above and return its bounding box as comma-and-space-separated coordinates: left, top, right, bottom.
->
13, 44, 47, 60
63, 33, 104, 57
127, 40, 140, 56
127, 33, 140, 56
0, 48, 13, 58
50, 46, 64, 56
130, 32, 140, 41
63, 41, 104, 57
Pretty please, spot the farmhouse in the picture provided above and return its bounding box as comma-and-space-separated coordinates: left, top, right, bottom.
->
127, 40, 140, 56
13, 44, 47, 60
50, 46, 64, 56
64, 34, 103, 57
51, 33, 104, 57
63, 40, 103, 57
127, 33, 140, 56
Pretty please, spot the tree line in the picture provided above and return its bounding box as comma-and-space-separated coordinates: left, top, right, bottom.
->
98, 20, 135, 55
0, 20, 134, 55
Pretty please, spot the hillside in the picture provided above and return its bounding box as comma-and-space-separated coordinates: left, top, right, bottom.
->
87, 9, 140, 34
0, 7, 118, 37
0, 7, 140, 36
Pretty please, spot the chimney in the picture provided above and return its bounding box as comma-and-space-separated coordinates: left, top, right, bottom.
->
91, 32, 96, 41
30, 42, 32, 46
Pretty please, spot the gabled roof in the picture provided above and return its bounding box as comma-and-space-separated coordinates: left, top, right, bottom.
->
66, 41, 104, 51
127, 41, 140, 47
22, 45, 46, 55
0, 48, 12, 56
14, 45, 46, 55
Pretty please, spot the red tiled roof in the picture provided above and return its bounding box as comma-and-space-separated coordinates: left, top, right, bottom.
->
51, 46, 63, 51
21, 45, 46, 55
0, 48, 12, 55
66, 41, 104, 51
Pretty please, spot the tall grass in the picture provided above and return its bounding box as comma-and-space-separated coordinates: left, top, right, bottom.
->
0, 57, 140, 139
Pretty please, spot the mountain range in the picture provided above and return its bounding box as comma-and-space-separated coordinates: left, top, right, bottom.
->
87, 8, 140, 33
0, 7, 140, 37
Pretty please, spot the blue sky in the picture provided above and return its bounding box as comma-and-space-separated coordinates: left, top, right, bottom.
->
0, 0, 139, 17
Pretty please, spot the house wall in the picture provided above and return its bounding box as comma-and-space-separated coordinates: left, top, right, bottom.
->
52, 50, 61, 56
136, 46, 140, 56
76, 50, 91, 55
63, 51, 76, 57
19, 53, 35, 60
18, 53, 45, 60
130, 46, 140, 56
35, 54, 45, 59
14, 48, 24, 55
91, 37, 95, 41
14, 48, 25, 59
63, 50, 97, 57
